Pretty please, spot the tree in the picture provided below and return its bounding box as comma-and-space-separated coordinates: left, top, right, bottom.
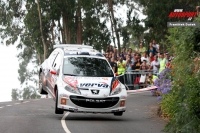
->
22, 86, 41, 100
11, 88, 20, 101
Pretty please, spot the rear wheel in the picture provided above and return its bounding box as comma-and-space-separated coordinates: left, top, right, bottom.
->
114, 111, 123, 116
39, 72, 48, 95
55, 90, 64, 114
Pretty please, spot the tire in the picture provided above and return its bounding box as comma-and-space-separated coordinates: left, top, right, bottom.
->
55, 90, 64, 114
114, 111, 123, 116
39, 72, 48, 95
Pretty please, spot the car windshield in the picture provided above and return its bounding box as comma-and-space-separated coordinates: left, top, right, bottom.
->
63, 57, 114, 77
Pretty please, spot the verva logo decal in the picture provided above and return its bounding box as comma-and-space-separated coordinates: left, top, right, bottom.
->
80, 82, 109, 88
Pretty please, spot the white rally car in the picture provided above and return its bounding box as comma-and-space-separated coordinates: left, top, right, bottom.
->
39, 44, 127, 116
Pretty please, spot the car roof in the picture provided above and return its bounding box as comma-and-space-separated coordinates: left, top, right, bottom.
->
53, 44, 105, 58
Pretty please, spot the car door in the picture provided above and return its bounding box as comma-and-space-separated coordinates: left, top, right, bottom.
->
51, 52, 63, 94
46, 50, 59, 91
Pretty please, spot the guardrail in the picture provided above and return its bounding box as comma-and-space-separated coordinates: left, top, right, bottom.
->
118, 70, 158, 91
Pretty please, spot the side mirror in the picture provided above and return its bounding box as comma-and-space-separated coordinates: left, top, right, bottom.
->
50, 70, 57, 75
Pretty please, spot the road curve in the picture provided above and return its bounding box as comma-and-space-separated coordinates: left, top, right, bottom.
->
0, 92, 166, 133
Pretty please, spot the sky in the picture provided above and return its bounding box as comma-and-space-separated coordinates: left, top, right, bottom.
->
0, 44, 21, 102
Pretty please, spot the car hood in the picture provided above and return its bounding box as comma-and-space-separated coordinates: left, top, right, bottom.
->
63, 76, 114, 89
63, 76, 119, 97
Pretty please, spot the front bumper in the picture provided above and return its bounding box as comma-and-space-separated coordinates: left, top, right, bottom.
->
57, 94, 127, 113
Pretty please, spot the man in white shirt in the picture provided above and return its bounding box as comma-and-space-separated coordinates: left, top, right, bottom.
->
149, 55, 160, 75
141, 51, 150, 65
152, 40, 160, 53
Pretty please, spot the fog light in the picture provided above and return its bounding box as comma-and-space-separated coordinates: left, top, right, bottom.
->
120, 100, 125, 107
60, 98, 67, 105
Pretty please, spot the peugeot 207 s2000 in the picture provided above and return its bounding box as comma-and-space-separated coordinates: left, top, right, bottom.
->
39, 44, 127, 116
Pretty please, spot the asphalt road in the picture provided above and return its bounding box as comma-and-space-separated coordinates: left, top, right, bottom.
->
0, 92, 166, 133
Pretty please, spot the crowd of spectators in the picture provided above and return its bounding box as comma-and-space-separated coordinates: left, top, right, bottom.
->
103, 40, 175, 89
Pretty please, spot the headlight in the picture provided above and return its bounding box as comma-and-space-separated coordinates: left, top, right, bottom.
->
65, 85, 80, 94
110, 79, 122, 95
63, 76, 81, 94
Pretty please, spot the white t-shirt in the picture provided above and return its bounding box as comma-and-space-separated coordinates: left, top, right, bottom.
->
141, 57, 150, 65
151, 60, 160, 73
153, 44, 159, 52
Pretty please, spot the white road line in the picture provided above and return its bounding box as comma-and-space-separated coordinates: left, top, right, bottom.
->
6, 105, 12, 107
61, 112, 71, 133
15, 103, 21, 105
0, 106, 4, 109
23, 101, 30, 103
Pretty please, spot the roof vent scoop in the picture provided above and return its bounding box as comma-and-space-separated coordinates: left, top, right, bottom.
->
79, 52, 90, 55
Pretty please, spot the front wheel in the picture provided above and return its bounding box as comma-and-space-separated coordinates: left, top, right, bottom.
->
55, 90, 64, 114
114, 111, 123, 116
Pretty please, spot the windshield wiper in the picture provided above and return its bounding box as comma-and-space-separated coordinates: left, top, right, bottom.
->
63, 74, 78, 76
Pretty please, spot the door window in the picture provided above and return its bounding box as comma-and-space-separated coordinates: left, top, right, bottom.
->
52, 53, 62, 71
48, 51, 58, 67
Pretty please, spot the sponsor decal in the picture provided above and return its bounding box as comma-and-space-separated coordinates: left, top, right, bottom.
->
60, 94, 69, 98
85, 99, 106, 103
63, 76, 78, 89
80, 82, 109, 88
111, 79, 119, 91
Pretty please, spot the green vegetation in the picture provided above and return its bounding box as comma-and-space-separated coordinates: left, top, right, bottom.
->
161, 17, 200, 133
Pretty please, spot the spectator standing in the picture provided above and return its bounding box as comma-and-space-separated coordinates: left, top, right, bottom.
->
164, 52, 170, 64
152, 39, 160, 53
166, 59, 172, 69
149, 55, 160, 76
159, 53, 166, 74
140, 60, 149, 70
138, 43, 147, 55
113, 48, 118, 61
157, 52, 162, 62
147, 42, 157, 56
141, 51, 150, 65
148, 52, 155, 63
106, 45, 114, 53
106, 57, 110, 63
121, 47, 127, 60
128, 47, 133, 55
132, 53, 142, 70
125, 56, 134, 90
117, 57, 126, 75
110, 58, 118, 74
